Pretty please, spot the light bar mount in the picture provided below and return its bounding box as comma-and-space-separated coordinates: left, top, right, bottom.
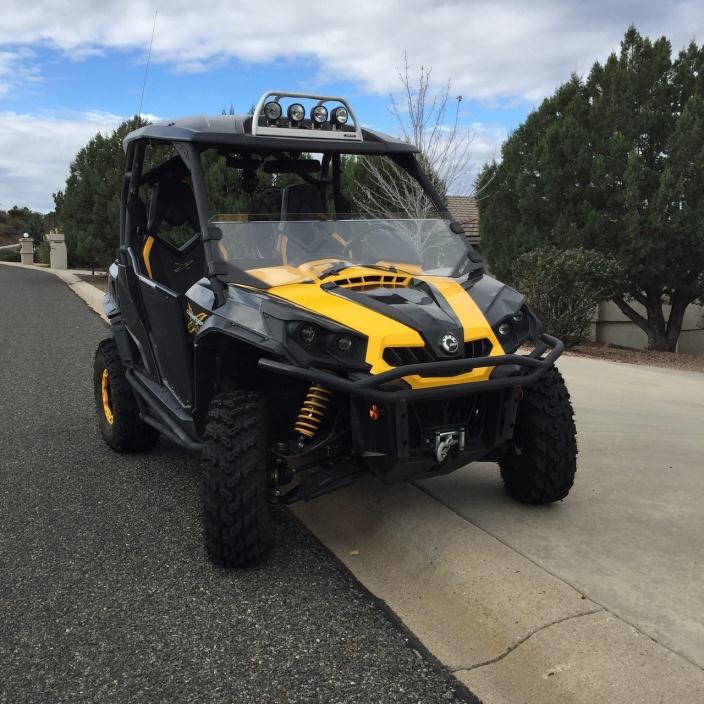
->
251, 90, 363, 141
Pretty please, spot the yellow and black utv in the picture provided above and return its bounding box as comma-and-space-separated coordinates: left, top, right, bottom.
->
94, 91, 577, 567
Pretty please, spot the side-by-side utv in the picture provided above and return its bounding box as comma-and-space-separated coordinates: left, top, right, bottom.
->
94, 91, 577, 567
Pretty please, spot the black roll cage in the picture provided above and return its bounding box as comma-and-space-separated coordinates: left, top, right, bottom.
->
119, 139, 466, 307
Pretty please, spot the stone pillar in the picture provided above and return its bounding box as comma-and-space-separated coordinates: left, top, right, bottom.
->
19, 234, 34, 265
48, 230, 68, 270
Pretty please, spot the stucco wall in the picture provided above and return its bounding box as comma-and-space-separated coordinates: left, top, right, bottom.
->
592, 301, 704, 355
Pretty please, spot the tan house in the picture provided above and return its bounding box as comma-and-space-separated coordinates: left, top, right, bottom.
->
446, 195, 704, 356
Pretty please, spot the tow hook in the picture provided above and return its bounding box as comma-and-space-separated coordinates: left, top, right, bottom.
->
434, 428, 466, 463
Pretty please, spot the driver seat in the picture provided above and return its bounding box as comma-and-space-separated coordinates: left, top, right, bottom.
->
280, 184, 346, 265
281, 183, 326, 221
141, 178, 205, 293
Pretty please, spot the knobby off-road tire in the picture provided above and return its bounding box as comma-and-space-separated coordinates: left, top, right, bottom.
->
201, 391, 274, 567
499, 367, 577, 504
93, 338, 160, 452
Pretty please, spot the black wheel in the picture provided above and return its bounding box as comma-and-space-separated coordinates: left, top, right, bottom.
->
93, 338, 159, 452
499, 367, 577, 504
201, 391, 274, 567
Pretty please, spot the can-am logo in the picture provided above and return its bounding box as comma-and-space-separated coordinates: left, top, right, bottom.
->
440, 333, 460, 355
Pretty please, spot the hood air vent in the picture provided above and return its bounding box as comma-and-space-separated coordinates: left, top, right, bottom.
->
329, 273, 413, 291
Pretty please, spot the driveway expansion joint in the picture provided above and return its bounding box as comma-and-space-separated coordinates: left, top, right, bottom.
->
450, 607, 605, 674
413, 481, 704, 672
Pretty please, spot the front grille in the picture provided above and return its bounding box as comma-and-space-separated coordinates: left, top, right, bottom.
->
383, 346, 435, 366
330, 273, 413, 291
383, 337, 492, 367
464, 338, 493, 358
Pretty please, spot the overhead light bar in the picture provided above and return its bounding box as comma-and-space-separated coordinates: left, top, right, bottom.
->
251, 91, 363, 141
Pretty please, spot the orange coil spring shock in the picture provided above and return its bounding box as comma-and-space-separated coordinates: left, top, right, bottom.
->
294, 385, 333, 438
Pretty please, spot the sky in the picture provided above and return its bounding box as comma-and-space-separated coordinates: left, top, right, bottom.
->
0, 1, 702, 213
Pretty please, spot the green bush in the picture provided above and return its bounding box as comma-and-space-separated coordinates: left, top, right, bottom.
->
0, 248, 20, 263
35, 240, 50, 265
513, 246, 622, 346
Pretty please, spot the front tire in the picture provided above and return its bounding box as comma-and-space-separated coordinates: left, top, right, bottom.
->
201, 391, 274, 567
499, 367, 577, 504
93, 338, 159, 452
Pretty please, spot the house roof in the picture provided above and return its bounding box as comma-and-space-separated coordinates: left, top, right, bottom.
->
446, 196, 479, 244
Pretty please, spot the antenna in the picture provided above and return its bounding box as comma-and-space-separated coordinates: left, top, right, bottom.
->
137, 10, 158, 118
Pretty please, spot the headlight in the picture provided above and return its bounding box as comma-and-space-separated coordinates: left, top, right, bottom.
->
330, 106, 348, 125
311, 105, 328, 125
335, 335, 353, 352
264, 101, 282, 121
492, 305, 542, 353
287, 321, 367, 367
287, 103, 305, 123
299, 324, 317, 347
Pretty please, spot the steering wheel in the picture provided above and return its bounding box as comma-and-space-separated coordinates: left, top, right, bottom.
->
283, 221, 421, 268
281, 221, 348, 267
340, 221, 422, 265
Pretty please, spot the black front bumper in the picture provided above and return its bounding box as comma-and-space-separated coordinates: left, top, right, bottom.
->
258, 333, 563, 402
260, 334, 563, 486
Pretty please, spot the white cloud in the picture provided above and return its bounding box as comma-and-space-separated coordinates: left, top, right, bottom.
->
0, 111, 122, 212
0, 48, 41, 97
0, 1, 702, 102
465, 123, 508, 192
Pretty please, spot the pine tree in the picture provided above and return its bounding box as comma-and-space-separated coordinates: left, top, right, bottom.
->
54, 116, 147, 268
477, 27, 704, 351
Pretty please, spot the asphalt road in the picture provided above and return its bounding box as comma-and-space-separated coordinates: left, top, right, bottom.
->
0, 265, 477, 704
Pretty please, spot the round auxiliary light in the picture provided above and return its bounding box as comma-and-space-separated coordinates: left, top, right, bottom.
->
287, 103, 305, 123
330, 106, 349, 125
336, 335, 353, 352
263, 101, 282, 121
498, 322, 511, 336
312, 105, 328, 125
299, 324, 316, 346
512, 310, 524, 323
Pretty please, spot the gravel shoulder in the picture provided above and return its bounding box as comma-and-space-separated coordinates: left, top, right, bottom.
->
565, 339, 704, 373
0, 264, 478, 704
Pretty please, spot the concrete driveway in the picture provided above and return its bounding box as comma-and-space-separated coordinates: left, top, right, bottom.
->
295, 354, 704, 703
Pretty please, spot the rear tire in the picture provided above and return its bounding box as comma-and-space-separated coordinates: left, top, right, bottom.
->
201, 391, 274, 567
93, 338, 159, 453
499, 367, 577, 504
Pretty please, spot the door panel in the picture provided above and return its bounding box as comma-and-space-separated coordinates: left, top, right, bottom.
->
139, 280, 194, 407
116, 263, 159, 378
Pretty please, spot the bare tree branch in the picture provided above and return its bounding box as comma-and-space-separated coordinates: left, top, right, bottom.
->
355, 54, 474, 232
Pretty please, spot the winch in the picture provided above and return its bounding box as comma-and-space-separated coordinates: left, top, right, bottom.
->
433, 428, 466, 463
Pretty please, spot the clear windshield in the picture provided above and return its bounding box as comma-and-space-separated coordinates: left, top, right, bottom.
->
211, 215, 472, 287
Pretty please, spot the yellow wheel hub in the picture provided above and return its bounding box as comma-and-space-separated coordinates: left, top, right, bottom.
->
101, 368, 114, 425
